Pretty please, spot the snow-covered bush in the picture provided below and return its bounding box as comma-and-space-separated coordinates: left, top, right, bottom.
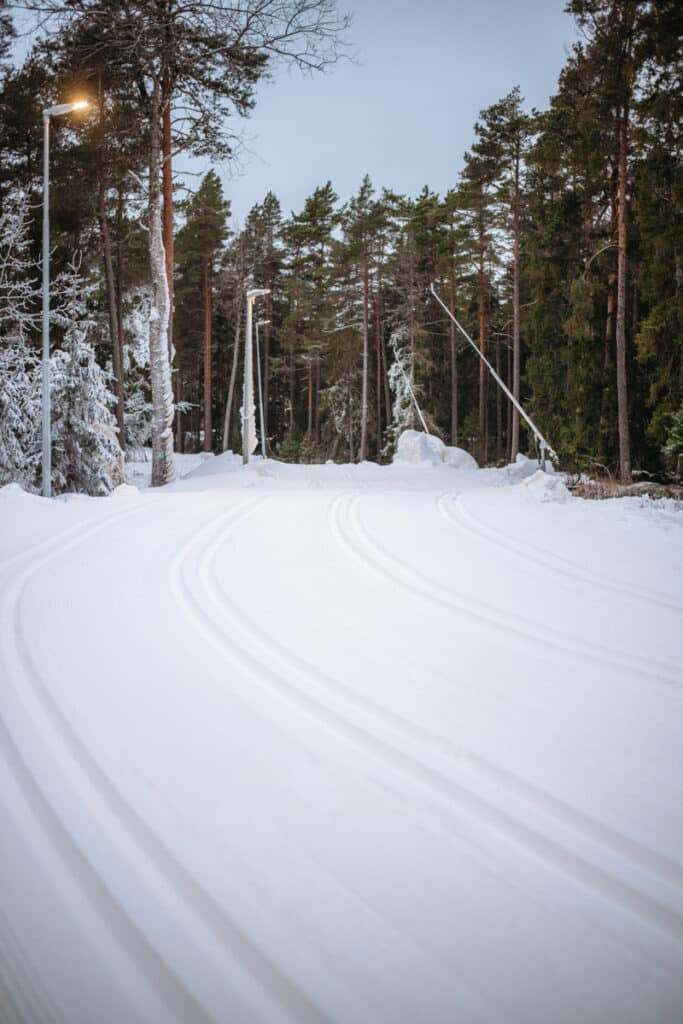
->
383, 329, 417, 457
50, 260, 123, 495
0, 191, 41, 490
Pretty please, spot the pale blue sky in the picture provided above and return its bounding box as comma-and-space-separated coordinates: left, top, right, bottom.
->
207, 0, 578, 224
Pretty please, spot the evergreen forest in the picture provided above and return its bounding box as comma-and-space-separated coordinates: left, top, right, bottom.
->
1, 0, 681, 493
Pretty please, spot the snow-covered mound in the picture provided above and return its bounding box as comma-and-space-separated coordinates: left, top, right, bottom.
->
521, 468, 570, 503
505, 452, 555, 481
393, 429, 478, 469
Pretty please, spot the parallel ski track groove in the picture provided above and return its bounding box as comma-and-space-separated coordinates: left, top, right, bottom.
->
1, 501, 213, 1024
206, 494, 683, 893
339, 492, 680, 690
172, 492, 683, 946
437, 492, 682, 614
3, 499, 327, 1024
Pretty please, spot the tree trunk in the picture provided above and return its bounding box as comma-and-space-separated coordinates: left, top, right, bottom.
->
203, 259, 212, 452
449, 275, 458, 445
115, 185, 124, 348
263, 320, 270, 441
615, 109, 632, 482
510, 157, 521, 459
478, 247, 487, 461
382, 333, 392, 428
307, 359, 313, 436
315, 354, 321, 446
162, 86, 174, 359
222, 309, 242, 451
507, 342, 512, 459
360, 267, 370, 461
375, 276, 382, 458
496, 337, 502, 462
148, 76, 175, 487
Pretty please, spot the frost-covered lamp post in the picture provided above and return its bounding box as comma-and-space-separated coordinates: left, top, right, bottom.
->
255, 319, 270, 459
242, 288, 270, 464
42, 100, 89, 497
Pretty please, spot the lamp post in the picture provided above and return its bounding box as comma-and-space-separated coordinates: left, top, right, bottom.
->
255, 319, 270, 459
242, 288, 270, 464
42, 100, 88, 498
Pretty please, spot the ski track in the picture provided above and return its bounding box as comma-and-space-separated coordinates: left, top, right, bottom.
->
2, 500, 328, 1024
0, 501, 217, 1024
169, 491, 683, 947
0, 904, 67, 1024
437, 491, 683, 614
334, 492, 681, 691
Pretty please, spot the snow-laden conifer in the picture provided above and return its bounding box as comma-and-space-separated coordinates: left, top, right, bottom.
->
0, 191, 41, 490
50, 259, 123, 495
383, 330, 416, 457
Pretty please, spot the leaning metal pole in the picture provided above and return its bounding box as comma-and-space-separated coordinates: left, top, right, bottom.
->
42, 113, 51, 498
430, 282, 557, 466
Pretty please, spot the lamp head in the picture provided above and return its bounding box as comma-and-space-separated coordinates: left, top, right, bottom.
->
44, 100, 89, 118
256, 319, 271, 328
247, 288, 271, 300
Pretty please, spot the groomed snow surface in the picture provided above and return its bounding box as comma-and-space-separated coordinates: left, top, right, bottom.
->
1, 437, 682, 1023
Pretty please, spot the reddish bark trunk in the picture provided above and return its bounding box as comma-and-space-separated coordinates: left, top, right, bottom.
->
615, 111, 632, 482
203, 260, 212, 452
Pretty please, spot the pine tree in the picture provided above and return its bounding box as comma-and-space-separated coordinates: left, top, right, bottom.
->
175, 171, 230, 452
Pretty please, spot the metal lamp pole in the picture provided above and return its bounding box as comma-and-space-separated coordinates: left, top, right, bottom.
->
242, 288, 270, 464
42, 100, 89, 497
255, 319, 270, 459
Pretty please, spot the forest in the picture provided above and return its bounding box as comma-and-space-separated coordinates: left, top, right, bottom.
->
0, 0, 681, 493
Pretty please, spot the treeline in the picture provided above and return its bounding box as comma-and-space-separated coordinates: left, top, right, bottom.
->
1, 0, 681, 492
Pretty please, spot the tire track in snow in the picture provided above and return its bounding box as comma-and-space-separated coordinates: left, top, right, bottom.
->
3, 500, 326, 1024
173, 492, 683, 946
437, 491, 682, 614
336, 492, 681, 691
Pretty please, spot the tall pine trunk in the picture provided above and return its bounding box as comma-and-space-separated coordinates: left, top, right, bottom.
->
148, 76, 175, 487
615, 109, 632, 482
449, 274, 458, 445
510, 154, 521, 459
359, 266, 370, 461
203, 259, 212, 452
478, 247, 487, 462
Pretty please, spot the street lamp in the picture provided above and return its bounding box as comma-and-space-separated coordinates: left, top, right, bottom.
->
42, 100, 89, 497
242, 288, 270, 464
255, 319, 271, 459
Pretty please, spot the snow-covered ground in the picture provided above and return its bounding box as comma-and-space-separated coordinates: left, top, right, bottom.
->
1, 445, 682, 1023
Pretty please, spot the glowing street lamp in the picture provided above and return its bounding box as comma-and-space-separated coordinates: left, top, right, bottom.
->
42, 100, 89, 497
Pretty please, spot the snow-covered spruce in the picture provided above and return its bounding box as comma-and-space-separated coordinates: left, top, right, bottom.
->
50, 260, 123, 496
0, 190, 41, 490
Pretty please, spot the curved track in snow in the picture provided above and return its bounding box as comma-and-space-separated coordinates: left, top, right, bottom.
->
1, 462, 682, 1023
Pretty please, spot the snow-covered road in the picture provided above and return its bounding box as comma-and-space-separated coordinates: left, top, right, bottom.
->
1, 455, 682, 1023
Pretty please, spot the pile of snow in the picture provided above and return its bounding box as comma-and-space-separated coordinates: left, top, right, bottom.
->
521, 468, 570, 503
124, 449, 215, 488
393, 429, 478, 470
504, 452, 553, 481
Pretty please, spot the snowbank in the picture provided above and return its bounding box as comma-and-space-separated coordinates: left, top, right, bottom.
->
393, 429, 478, 469
521, 468, 570, 503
